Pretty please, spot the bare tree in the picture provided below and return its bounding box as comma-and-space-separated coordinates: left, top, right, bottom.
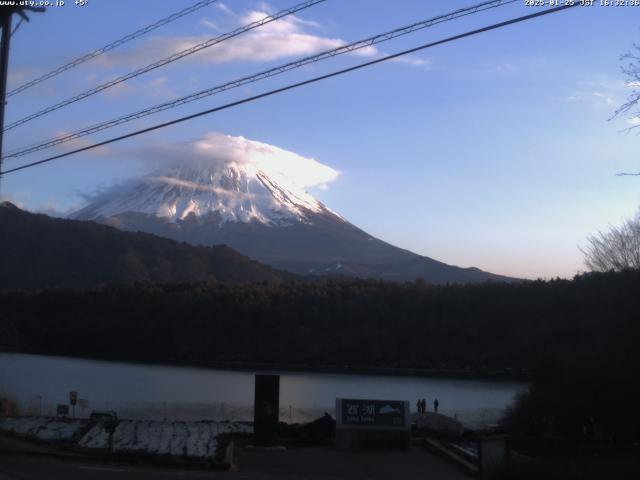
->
582, 215, 640, 272
582, 44, 640, 270
613, 43, 640, 130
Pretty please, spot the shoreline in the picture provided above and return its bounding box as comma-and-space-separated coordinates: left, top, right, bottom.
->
0, 351, 529, 383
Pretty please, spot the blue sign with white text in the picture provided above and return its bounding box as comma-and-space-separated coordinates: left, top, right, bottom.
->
340, 398, 405, 427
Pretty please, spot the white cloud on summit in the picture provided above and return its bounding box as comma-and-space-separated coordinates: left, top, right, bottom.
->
133, 132, 340, 190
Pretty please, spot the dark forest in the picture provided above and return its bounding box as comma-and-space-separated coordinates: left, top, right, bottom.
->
2, 270, 639, 443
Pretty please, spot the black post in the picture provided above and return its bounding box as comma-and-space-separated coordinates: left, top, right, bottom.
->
0, 10, 12, 186
253, 374, 280, 446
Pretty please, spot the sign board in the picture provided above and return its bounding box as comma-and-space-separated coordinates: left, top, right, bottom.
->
56, 404, 69, 416
338, 399, 407, 427
335, 398, 410, 450
69, 391, 78, 406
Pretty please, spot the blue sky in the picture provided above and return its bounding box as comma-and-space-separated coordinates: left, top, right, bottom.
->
1, 0, 639, 279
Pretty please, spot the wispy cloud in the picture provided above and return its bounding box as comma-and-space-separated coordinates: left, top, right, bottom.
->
566, 77, 627, 110
97, 5, 428, 72
144, 76, 177, 99
146, 175, 248, 196
392, 55, 431, 68
0, 191, 27, 209
201, 18, 221, 31
0, 191, 72, 217
475, 62, 516, 75
566, 91, 615, 108
98, 8, 342, 68
473, 57, 548, 76
53, 131, 113, 156
7, 66, 56, 96
592, 91, 615, 106
7, 66, 42, 88
215, 2, 232, 14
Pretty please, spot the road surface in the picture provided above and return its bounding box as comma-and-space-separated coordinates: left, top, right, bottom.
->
0, 446, 468, 479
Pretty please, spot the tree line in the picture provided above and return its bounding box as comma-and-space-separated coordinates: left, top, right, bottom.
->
1, 270, 639, 442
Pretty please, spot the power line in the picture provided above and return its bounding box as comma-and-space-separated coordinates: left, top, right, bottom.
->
0, 3, 578, 178
2, 0, 519, 160
7, 0, 221, 98
2, 0, 327, 132
10, 18, 24, 37
0, 5, 44, 194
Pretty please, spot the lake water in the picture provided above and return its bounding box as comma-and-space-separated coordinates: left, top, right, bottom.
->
0, 353, 526, 428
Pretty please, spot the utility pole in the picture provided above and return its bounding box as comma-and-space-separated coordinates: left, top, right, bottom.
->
0, 6, 44, 191
0, 9, 12, 184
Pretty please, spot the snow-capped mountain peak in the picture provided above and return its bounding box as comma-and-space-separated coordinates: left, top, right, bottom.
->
72, 133, 341, 225
73, 161, 329, 225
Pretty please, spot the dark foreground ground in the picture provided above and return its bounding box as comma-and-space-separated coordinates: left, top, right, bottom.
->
3, 430, 639, 479
0, 449, 468, 480
234, 446, 468, 479
0, 433, 468, 480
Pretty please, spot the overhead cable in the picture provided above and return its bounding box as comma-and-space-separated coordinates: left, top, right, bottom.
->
3, 0, 518, 160
0, 4, 578, 177
3, 0, 327, 131
7, 0, 222, 97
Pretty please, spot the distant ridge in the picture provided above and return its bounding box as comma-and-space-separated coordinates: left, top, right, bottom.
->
0, 202, 294, 290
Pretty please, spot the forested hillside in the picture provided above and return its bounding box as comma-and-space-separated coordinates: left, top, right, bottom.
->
2, 271, 638, 375
0, 202, 294, 289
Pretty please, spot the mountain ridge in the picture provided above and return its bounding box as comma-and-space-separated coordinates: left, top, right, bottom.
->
0, 201, 295, 290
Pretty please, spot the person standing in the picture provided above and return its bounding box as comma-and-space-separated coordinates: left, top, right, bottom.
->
433, 398, 439, 413
421, 398, 427, 415
416, 399, 422, 414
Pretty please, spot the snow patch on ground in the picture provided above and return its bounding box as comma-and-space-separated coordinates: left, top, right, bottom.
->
0, 416, 84, 441
78, 420, 252, 459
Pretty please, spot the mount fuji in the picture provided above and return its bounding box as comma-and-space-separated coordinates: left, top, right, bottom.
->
71, 133, 514, 284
